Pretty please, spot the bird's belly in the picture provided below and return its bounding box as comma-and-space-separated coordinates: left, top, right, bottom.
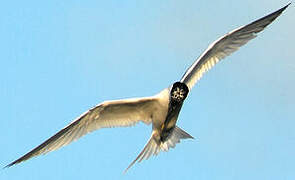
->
151, 108, 168, 131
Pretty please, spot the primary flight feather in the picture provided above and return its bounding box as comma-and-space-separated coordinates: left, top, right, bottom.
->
5, 4, 290, 172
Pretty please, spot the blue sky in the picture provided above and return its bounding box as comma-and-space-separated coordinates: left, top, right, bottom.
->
1, 1, 294, 179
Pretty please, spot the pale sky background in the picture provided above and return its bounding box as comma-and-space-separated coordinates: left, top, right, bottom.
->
1, 1, 295, 180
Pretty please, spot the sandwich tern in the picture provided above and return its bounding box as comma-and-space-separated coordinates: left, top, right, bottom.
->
5, 3, 290, 172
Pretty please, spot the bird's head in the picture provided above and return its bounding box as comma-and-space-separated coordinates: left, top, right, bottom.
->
170, 82, 189, 103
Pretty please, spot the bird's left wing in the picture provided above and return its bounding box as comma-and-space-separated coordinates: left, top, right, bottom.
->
6, 96, 160, 167
180, 4, 290, 90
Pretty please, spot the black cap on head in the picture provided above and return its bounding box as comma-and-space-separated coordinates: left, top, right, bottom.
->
170, 82, 189, 102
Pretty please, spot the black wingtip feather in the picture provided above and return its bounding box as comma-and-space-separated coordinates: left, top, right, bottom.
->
251, 3, 290, 29
281, 3, 291, 12
4, 156, 27, 169
3, 161, 15, 169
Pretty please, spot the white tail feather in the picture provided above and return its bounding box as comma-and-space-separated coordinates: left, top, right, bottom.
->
124, 126, 193, 173
161, 126, 194, 151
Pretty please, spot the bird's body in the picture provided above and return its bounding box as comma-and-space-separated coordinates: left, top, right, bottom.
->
5, 3, 290, 172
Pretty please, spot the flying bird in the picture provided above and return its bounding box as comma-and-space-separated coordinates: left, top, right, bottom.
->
5, 4, 290, 172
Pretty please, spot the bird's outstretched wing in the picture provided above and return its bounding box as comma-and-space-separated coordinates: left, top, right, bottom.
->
5, 96, 160, 167
180, 4, 290, 90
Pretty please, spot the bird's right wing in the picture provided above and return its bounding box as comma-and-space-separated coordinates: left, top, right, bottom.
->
180, 4, 290, 91
6, 95, 162, 167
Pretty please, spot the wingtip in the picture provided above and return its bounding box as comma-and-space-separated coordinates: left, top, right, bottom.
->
286, 2, 292, 6
280, 2, 291, 12
123, 161, 136, 174
122, 149, 144, 174
271, 3, 291, 17
3, 156, 27, 169
3, 162, 14, 169
123, 166, 131, 174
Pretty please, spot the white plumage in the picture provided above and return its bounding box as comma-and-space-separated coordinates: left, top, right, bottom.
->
6, 4, 290, 172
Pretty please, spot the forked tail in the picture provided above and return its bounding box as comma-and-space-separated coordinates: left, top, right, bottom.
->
124, 126, 193, 173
